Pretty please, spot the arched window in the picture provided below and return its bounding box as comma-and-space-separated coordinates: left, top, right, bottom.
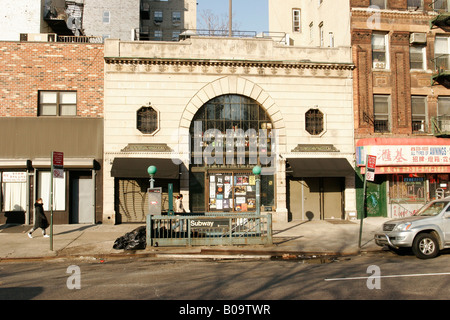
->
188, 94, 275, 213
189, 94, 273, 166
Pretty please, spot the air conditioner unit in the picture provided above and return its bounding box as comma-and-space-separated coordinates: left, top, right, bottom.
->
410, 33, 426, 44
20, 33, 57, 42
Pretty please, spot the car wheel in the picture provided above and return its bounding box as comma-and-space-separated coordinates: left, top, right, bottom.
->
412, 233, 439, 259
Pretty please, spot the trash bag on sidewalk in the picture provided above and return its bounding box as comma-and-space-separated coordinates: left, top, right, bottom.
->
113, 226, 146, 250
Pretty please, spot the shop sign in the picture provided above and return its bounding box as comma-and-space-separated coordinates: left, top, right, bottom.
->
360, 166, 450, 174
2, 172, 27, 183
190, 219, 229, 229
357, 145, 450, 166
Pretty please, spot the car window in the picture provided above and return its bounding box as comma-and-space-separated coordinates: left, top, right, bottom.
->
415, 201, 449, 216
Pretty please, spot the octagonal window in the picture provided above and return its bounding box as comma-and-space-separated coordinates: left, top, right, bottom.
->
305, 108, 324, 135
137, 106, 158, 134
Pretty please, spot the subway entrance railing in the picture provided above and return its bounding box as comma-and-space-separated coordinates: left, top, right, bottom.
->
146, 213, 272, 247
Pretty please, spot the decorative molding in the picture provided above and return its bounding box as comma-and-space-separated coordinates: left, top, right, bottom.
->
105, 58, 355, 77
121, 143, 173, 152
291, 144, 340, 153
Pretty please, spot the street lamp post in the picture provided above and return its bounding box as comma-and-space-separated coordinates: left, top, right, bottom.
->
253, 165, 261, 215
147, 165, 157, 189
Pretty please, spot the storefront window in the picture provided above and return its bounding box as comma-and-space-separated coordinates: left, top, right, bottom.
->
1, 172, 27, 212
429, 174, 450, 200
38, 171, 66, 211
389, 174, 426, 203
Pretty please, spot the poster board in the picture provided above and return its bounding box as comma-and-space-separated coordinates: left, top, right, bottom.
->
208, 172, 256, 212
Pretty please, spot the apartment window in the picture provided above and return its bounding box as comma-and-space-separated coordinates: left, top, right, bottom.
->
103, 11, 110, 24
172, 30, 180, 41
39, 91, 77, 116
373, 95, 390, 133
305, 109, 324, 135
407, 0, 423, 10
437, 97, 450, 132
309, 22, 314, 42
438, 97, 450, 116
372, 33, 388, 69
292, 9, 301, 32
319, 22, 324, 47
154, 30, 162, 40
370, 0, 386, 9
435, 36, 450, 72
411, 96, 427, 133
329, 32, 335, 48
434, 0, 448, 12
154, 11, 163, 23
137, 106, 158, 134
410, 45, 426, 70
172, 11, 181, 24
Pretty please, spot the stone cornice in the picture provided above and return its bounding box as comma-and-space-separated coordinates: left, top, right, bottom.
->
105, 57, 355, 71
351, 7, 438, 20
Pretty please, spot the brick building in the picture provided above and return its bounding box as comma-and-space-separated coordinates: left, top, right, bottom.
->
269, 0, 450, 219
0, 41, 104, 225
351, 0, 450, 218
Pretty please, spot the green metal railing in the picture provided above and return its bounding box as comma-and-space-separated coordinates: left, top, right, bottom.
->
146, 213, 272, 247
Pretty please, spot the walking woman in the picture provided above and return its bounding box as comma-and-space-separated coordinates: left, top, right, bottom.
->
27, 198, 49, 238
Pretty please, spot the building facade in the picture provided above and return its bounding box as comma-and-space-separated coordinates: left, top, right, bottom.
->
270, 0, 450, 218
352, 0, 450, 218
138, 0, 197, 41
0, 41, 104, 225
103, 37, 356, 224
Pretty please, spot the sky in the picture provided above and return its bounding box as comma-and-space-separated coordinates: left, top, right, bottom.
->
196, 0, 269, 33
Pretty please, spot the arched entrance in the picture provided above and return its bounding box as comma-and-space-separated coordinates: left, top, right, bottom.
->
188, 94, 276, 213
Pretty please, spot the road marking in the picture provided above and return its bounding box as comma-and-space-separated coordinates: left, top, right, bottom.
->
325, 272, 450, 281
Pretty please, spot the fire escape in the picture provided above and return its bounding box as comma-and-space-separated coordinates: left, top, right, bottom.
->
430, 1, 450, 136
43, 0, 84, 36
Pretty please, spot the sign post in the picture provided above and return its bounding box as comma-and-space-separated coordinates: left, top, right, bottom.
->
359, 154, 376, 248
50, 151, 63, 251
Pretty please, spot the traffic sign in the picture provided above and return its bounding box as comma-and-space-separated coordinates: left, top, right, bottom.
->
366, 155, 376, 182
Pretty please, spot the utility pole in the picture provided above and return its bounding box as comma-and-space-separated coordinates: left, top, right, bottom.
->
229, 0, 232, 37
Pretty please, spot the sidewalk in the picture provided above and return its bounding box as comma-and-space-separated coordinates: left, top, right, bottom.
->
0, 217, 390, 261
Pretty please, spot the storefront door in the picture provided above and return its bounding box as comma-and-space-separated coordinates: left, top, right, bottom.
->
71, 173, 94, 224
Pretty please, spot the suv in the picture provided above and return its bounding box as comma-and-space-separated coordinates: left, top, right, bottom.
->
375, 197, 450, 259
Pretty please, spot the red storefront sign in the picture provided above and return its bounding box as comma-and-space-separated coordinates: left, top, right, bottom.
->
360, 165, 450, 175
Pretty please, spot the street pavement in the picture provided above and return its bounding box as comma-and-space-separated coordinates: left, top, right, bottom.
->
0, 217, 390, 261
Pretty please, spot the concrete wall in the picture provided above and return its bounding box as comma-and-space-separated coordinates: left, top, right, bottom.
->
83, 0, 140, 40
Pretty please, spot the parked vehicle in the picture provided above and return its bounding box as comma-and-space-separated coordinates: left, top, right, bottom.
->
375, 197, 450, 259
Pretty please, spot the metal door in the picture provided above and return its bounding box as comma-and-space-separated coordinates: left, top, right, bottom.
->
323, 178, 344, 219
288, 179, 303, 220
303, 178, 321, 220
